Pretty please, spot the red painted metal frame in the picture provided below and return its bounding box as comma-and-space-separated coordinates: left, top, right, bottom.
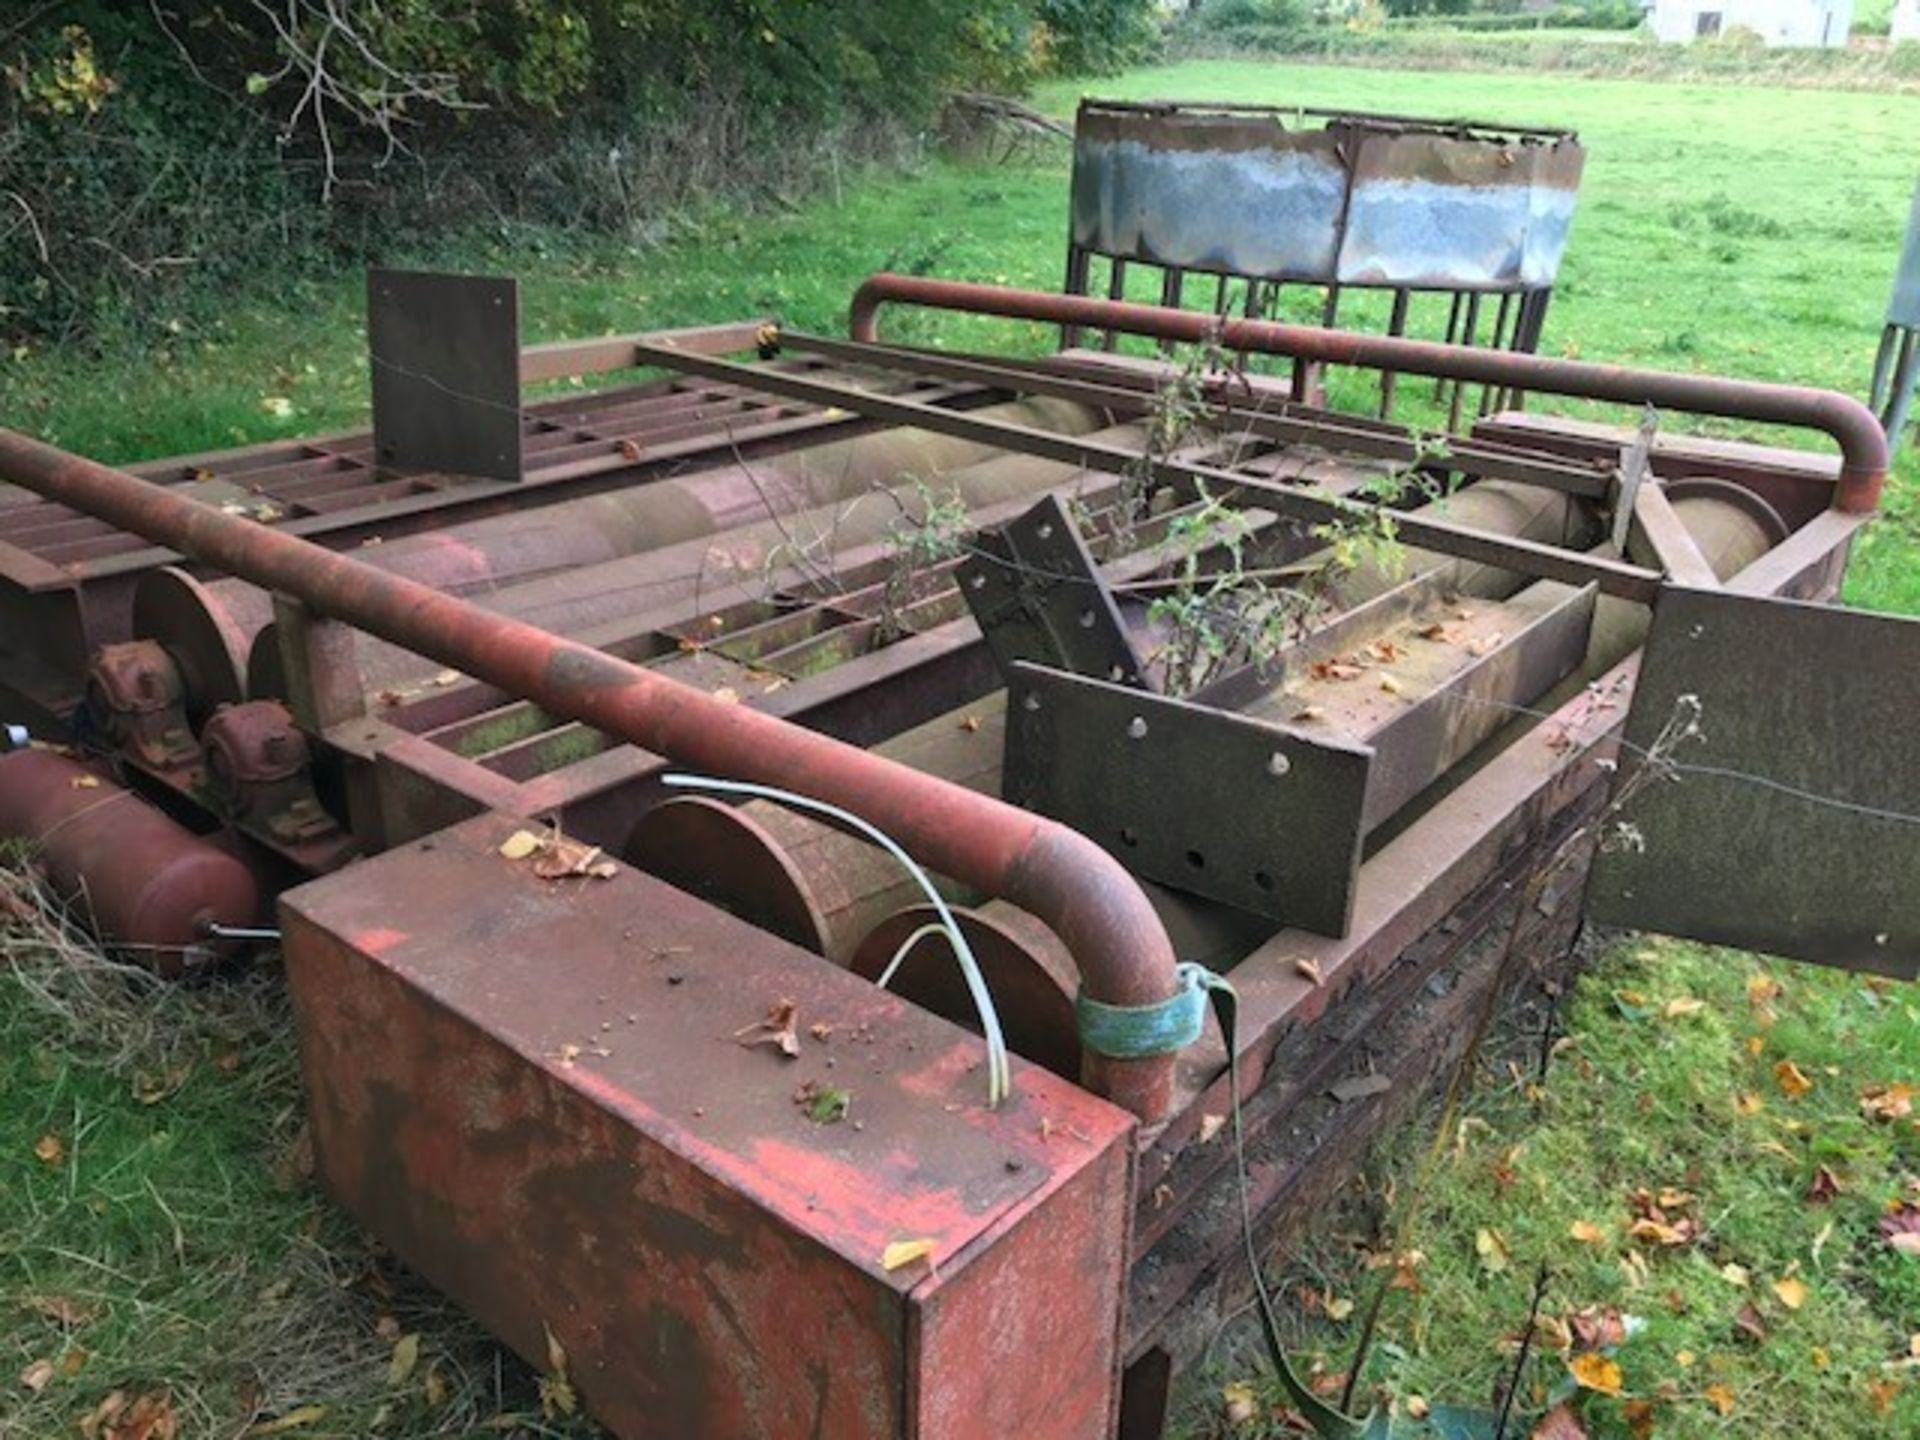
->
847, 275, 1889, 513
0, 428, 1184, 1123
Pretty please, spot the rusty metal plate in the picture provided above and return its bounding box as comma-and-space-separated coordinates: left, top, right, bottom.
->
281, 811, 1135, 1438
1589, 586, 1920, 979
1003, 660, 1371, 935
368, 268, 523, 481
960, 493, 1150, 688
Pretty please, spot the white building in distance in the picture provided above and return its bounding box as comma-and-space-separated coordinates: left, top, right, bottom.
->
1893, 0, 1919, 43
1647, 0, 1853, 45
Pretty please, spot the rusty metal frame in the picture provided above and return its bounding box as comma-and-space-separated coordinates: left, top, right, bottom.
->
630, 338, 1671, 602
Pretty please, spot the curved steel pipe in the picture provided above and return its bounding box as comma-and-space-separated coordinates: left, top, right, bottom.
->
849, 274, 1889, 513
0, 427, 1181, 1122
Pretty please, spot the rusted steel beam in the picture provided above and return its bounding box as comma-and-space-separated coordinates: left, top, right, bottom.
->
517, 317, 772, 382
847, 275, 1890, 513
0, 427, 1184, 1122
783, 331, 1612, 499
632, 341, 1667, 603
1628, 484, 1721, 589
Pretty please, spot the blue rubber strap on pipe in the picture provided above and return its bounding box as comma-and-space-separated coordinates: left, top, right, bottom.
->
1074, 961, 1214, 1059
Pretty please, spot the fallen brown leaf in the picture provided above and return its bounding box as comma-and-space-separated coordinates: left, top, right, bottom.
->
1861, 1082, 1915, 1122
1733, 1301, 1768, 1343
23, 1294, 95, 1327
735, 1000, 801, 1058
1530, 1402, 1588, 1439
104, 1389, 176, 1440
1568, 1303, 1628, 1351
245, 1404, 328, 1435
1878, 1200, 1920, 1255
1774, 1059, 1814, 1098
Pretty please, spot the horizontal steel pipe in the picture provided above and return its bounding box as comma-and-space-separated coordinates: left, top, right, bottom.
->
0, 428, 1182, 1122
848, 275, 1888, 513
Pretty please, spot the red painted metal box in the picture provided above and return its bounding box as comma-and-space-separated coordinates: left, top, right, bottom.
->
281, 812, 1136, 1439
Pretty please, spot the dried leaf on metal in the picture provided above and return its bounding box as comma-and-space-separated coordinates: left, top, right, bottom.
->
735, 999, 801, 1058
881, 1238, 937, 1271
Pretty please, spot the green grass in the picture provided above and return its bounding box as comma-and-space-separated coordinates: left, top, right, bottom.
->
1174, 938, 1920, 1439
5, 56, 1920, 1439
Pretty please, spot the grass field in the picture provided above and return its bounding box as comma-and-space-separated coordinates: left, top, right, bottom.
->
5, 57, 1920, 1440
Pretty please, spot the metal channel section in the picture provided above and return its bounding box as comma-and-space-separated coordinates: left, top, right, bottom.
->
4, 274, 1915, 1439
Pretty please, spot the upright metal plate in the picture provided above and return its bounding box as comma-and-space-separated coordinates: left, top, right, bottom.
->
1004, 661, 1372, 936
1590, 586, 1920, 979
1889, 180, 1920, 328
367, 268, 523, 481
960, 493, 1150, 687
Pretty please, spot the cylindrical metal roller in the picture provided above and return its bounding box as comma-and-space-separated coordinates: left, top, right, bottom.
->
139, 397, 1113, 706
851, 902, 1082, 1079
627, 795, 941, 964
0, 749, 261, 975
144, 398, 1113, 709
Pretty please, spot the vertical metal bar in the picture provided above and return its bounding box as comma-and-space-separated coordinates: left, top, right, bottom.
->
1509, 289, 1553, 413
1159, 267, 1187, 356
1104, 258, 1127, 353
1061, 244, 1091, 351
1889, 327, 1919, 442
1479, 292, 1514, 419
1435, 290, 1465, 401
1449, 293, 1483, 433
1378, 287, 1411, 419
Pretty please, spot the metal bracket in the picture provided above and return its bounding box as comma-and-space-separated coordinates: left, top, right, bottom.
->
1588, 585, 1920, 979
959, 494, 1152, 687
1608, 404, 1658, 555
368, 268, 524, 481
1003, 660, 1371, 935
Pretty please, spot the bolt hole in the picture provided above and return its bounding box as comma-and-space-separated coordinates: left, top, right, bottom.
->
1022, 692, 1042, 712
1254, 870, 1275, 892
1109, 665, 1126, 681
1037, 522, 1054, 540
1078, 609, 1095, 628
1127, 716, 1148, 740
1119, 826, 1139, 848
1185, 849, 1206, 870
1267, 752, 1291, 777
969, 571, 987, 591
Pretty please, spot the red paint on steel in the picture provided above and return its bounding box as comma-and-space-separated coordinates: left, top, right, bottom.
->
0, 749, 260, 973
282, 812, 1135, 1437
0, 427, 1182, 1120
848, 274, 1889, 513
